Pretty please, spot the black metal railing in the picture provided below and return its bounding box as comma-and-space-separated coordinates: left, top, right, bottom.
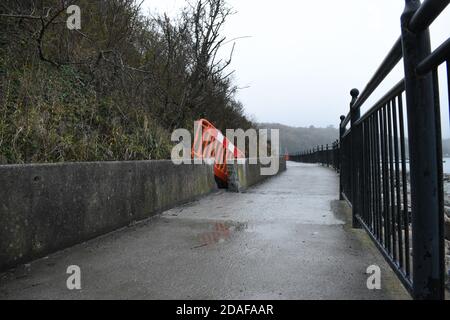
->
290, 141, 340, 169
290, 0, 449, 300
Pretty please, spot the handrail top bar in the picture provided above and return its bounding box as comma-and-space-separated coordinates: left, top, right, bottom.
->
351, 37, 403, 111
409, 0, 450, 33
416, 37, 450, 75
354, 79, 405, 126
340, 113, 351, 128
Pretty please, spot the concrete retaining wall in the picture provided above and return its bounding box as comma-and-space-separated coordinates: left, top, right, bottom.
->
227, 157, 287, 192
0, 161, 217, 271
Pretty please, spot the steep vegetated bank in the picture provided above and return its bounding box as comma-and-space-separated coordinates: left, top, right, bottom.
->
0, 0, 252, 164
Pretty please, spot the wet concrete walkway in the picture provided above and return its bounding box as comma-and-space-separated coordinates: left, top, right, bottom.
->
0, 162, 410, 299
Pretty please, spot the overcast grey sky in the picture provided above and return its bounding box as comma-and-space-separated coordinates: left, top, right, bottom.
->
143, 0, 450, 136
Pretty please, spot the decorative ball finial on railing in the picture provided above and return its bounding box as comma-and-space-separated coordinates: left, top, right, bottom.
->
349, 88, 360, 110
340, 115, 346, 122
350, 88, 360, 99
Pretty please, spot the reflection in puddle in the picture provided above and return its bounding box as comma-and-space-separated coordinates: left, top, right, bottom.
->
197, 221, 249, 246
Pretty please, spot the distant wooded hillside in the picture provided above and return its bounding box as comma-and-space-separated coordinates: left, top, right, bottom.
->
259, 123, 339, 154
258, 123, 450, 158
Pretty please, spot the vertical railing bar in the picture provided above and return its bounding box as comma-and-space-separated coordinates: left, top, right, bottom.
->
361, 124, 365, 223
350, 89, 361, 227
385, 104, 393, 256
343, 145, 346, 196
376, 110, 384, 245
365, 122, 370, 227
381, 105, 390, 252
363, 122, 368, 224
349, 135, 351, 202
367, 117, 376, 234
367, 119, 371, 229
384, 104, 393, 255
379, 108, 386, 247
447, 61, 450, 119
432, 67, 445, 297
372, 114, 378, 238
348, 136, 351, 202
392, 95, 404, 269
369, 116, 376, 237
388, 99, 398, 262
398, 93, 410, 277
367, 119, 373, 231
373, 112, 379, 241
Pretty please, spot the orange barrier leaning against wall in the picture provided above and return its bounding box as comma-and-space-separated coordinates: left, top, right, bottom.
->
192, 119, 245, 183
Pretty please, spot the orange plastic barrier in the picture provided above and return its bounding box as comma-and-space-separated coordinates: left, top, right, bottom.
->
192, 119, 245, 183
284, 148, 290, 161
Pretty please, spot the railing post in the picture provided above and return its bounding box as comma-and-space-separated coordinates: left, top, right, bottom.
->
335, 139, 339, 171
350, 89, 361, 228
401, 0, 444, 300
330, 143, 333, 168
314, 146, 319, 163
339, 115, 346, 200
321, 145, 324, 165
337, 139, 340, 170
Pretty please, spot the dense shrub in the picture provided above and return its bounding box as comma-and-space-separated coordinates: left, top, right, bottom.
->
0, 0, 252, 164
